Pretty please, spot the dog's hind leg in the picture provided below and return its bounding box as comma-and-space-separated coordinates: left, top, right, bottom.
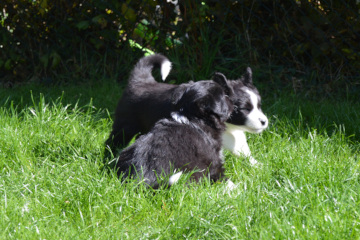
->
222, 126, 260, 165
105, 124, 141, 157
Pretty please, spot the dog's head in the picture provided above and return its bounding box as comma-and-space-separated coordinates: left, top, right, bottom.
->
171, 81, 233, 127
213, 68, 268, 133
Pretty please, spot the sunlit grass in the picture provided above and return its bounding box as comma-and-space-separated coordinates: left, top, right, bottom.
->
0, 84, 359, 239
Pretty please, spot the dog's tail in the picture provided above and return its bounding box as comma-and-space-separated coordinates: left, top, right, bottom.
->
129, 54, 172, 83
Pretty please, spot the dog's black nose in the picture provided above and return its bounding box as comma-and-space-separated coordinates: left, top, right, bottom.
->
260, 118, 267, 126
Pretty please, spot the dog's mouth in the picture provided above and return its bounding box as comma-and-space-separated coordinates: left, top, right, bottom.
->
225, 122, 268, 134
247, 127, 266, 134
246, 121, 269, 133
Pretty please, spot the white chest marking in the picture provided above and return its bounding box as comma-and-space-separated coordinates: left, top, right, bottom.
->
222, 123, 251, 156
222, 122, 259, 165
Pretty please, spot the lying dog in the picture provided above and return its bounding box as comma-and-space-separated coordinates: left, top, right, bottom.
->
105, 54, 268, 164
116, 80, 233, 188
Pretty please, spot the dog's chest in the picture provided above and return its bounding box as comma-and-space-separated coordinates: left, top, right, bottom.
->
222, 123, 251, 156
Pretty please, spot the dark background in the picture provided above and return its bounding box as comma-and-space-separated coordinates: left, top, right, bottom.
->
1, 0, 359, 97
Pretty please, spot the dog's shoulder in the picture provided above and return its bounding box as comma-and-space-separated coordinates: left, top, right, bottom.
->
152, 118, 190, 135
156, 118, 221, 148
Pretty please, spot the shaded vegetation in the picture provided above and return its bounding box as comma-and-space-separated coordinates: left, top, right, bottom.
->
1, 0, 359, 95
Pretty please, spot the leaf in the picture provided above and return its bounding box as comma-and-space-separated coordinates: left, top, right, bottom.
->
341, 48, 352, 54
121, 3, 136, 22
76, 21, 90, 30
50, 51, 61, 69
39, 0, 48, 16
90, 38, 104, 50
40, 54, 49, 68
92, 15, 107, 28
4, 59, 12, 70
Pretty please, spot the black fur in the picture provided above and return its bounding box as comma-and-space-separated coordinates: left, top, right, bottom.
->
116, 81, 233, 188
105, 54, 264, 156
105, 54, 232, 154
214, 68, 264, 126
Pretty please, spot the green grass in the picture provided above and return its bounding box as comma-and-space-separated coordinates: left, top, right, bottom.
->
0, 81, 359, 239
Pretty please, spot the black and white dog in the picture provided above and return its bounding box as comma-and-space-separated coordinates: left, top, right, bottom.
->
218, 68, 268, 165
116, 80, 233, 188
105, 54, 268, 164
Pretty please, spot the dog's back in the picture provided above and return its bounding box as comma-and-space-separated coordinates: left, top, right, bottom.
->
105, 54, 177, 152
116, 81, 233, 188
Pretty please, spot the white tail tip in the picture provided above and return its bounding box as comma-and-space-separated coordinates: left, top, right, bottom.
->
161, 60, 172, 81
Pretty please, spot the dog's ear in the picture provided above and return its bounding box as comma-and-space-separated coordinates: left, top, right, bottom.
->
240, 67, 253, 85
171, 85, 188, 105
196, 95, 231, 123
212, 72, 234, 96
195, 95, 212, 115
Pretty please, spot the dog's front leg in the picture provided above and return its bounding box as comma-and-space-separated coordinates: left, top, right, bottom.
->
225, 179, 236, 191
222, 129, 259, 165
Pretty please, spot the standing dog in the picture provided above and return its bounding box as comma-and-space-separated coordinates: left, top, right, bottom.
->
116, 80, 233, 188
105, 54, 268, 164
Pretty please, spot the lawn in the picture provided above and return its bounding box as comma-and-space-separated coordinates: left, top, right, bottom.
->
1, 80, 359, 239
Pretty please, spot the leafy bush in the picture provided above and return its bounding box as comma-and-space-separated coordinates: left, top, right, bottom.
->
1, 0, 359, 93
0, 0, 160, 83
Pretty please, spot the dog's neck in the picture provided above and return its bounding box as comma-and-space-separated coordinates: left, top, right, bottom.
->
171, 111, 225, 145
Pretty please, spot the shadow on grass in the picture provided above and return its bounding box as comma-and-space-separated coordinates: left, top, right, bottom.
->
0, 79, 125, 118
262, 92, 360, 143
1, 78, 359, 145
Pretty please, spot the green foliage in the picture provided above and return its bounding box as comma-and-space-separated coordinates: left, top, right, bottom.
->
0, 0, 150, 83
0, 0, 359, 92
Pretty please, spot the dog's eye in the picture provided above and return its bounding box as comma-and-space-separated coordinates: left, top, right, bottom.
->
240, 107, 252, 112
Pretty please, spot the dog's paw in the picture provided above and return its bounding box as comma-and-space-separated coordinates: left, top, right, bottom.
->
249, 157, 263, 167
225, 180, 237, 193
168, 171, 183, 186
249, 157, 258, 165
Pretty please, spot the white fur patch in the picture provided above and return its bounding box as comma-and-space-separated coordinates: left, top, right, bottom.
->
249, 157, 259, 165
222, 123, 251, 157
219, 149, 225, 164
161, 60, 172, 81
222, 123, 260, 166
171, 112, 189, 124
168, 171, 183, 185
225, 180, 237, 192
243, 90, 268, 133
